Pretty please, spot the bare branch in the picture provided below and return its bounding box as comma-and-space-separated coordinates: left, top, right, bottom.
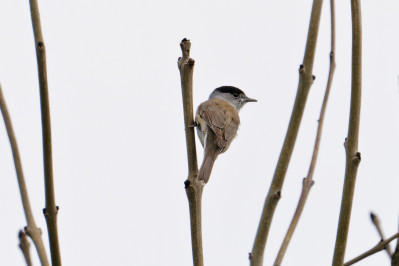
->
0, 84, 49, 266
249, 1, 324, 265
19, 230, 32, 266
28, 0, 61, 265
370, 212, 392, 257
344, 232, 399, 266
392, 240, 399, 266
178, 38, 204, 266
392, 217, 399, 266
332, 0, 362, 265
273, 0, 335, 264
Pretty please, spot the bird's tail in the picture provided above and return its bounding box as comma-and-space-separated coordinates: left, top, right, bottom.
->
198, 131, 219, 183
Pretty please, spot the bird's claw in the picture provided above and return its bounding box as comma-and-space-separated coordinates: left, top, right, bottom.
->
188, 122, 198, 128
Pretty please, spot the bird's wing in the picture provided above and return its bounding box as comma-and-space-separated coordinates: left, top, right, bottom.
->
197, 99, 240, 149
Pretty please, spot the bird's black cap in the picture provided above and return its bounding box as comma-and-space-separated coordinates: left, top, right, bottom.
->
213, 86, 245, 95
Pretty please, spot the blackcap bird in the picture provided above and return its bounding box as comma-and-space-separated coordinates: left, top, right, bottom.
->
195, 86, 256, 183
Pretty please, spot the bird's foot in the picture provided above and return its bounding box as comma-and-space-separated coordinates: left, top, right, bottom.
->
188, 122, 198, 128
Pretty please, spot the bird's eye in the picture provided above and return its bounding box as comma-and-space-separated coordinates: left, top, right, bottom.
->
232, 93, 239, 98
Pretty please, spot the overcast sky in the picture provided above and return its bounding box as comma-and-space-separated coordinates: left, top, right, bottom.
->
1, 1, 399, 265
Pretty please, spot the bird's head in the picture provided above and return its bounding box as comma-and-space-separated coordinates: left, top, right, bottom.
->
209, 86, 257, 111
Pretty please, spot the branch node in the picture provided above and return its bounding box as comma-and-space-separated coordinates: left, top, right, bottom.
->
312, 75, 316, 81
354, 152, 361, 162
299, 64, 305, 73
302, 177, 315, 188
184, 180, 191, 188
273, 190, 282, 199
249, 253, 253, 260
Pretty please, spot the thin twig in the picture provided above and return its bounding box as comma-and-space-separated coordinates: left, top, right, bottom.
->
0, 84, 49, 266
28, 0, 61, 265
19, 230, 33, 266
178, 38, 204, 266
249, 1, 324, 265
332, 0, 362, 265
273, 1, 335, 264
370, 212, 392, 257
344, 232, 399, 266
392, 217, 399, 266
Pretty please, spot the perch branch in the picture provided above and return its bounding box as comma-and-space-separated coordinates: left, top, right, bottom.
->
332, 0, 362, 265
343, 232, 399, 266
274, 1, 335, 263
0, 84, 49, 266
370, 212, 392, 257
250, 1, 324, 265
178, 38, 204, 266
28, 0, 61, 265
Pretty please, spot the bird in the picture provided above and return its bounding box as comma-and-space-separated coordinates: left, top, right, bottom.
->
195, 86, 256, 183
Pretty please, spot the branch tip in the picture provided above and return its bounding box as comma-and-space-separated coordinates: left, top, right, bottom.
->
179, 38, 191, 60
19, 230, 26, 239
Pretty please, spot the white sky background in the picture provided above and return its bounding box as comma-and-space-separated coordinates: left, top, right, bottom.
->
0, 0, 398, 265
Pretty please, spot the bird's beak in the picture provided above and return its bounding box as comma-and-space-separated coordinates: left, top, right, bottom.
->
244, 97, 257, 103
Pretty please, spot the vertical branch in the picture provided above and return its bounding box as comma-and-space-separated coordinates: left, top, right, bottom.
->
392, 238, 399, 265
177, 38, 204, 266
273, 1, 336, 264
0, 84, 49, 266
332, 0, 362, 265
249, 1, 324, 265
28, 0, 61, 265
